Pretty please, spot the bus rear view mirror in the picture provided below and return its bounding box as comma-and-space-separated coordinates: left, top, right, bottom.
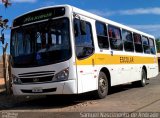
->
80, 20, 86, 35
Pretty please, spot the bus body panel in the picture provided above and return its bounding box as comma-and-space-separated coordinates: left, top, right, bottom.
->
12, 59, 78, 95
72, 6, 158, 94
76, 52, 158, 88
13, 80, 77, 95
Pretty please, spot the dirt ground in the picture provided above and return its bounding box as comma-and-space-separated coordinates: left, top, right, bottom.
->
0, 75, 160, 118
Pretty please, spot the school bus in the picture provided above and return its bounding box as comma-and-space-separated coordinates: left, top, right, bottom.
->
10, 5, 158, 98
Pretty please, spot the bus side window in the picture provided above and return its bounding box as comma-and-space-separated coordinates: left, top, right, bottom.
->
74, 19, 94, 59
108, 25, 123, 50
95, 21, 109, 49
142, 36, 150, 54
122, 29, 134, 52
149, 38, 156, 54
133, 33, 143, 53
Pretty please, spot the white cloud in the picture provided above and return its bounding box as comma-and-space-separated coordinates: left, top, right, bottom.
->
11, 0, 37, 3
130, 25, 160, 30
88, 8, 160, 38
88, 9, 113, 17
88, 7, 160, 17
40, 1, 56, 7
130, 24, 160, 38
119, 7, 160, 15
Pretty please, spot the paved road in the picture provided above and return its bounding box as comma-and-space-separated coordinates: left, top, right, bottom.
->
0, 74, 160, 118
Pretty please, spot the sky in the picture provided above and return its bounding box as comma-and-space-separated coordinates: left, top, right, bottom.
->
0, 0, 160, 55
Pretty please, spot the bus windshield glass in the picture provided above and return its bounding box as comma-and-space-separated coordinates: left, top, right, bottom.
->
11, 18, 71, 67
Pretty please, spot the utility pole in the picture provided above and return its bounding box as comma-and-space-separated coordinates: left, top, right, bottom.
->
2, 43, 11, 94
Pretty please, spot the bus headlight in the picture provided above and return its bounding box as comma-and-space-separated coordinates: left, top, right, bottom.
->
53, 68, 69, 81
12, 74, 22, 84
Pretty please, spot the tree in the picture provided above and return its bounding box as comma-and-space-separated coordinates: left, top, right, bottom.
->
0, 16, 9, 44
0, 0, 11, 94
2, 0, 11, 8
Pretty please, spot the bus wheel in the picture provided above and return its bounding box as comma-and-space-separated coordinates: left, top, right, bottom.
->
134, 69, 147, 87
140, 69, 147, 87
95, 72, 108, 99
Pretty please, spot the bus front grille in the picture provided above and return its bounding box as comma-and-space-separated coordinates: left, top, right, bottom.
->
18, 71, 55, 84
18, 71, 55, 78
20, 76, 54, 84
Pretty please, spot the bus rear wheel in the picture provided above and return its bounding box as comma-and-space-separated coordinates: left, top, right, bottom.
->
133, 69, 147, 87
139, 69, 147, 87
95, 72, 108, 99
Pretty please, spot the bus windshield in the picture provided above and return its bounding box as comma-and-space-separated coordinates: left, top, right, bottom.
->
11, 18, 71, 67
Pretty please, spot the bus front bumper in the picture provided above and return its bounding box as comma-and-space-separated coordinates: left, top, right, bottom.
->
12, 80, 77, 95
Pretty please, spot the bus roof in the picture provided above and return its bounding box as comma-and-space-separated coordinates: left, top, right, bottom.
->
13, 4, 155, 39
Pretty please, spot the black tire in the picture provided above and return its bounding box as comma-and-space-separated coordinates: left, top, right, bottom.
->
95, 72, 109, 99
133, 69, 147, 87
140, 69, 147, 87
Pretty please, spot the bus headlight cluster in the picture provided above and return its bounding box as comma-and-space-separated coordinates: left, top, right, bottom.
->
12, 74, 22, 84
53, 68, 69, 81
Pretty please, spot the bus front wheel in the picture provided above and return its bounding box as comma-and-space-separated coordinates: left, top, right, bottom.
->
95, 72, 109, 99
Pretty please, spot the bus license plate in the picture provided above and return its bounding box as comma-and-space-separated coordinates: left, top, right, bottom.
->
32, 87, 43, 93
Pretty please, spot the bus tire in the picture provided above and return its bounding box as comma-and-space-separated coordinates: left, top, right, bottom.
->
133, 69, 147, 87
139, 69, 147, 87
95, 72, 108, 99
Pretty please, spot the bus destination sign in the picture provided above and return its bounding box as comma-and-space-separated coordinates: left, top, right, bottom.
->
23, 13, 52, 23
13, 7, 65, 27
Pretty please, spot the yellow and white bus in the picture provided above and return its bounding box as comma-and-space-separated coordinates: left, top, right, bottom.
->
10, 5, 158, 98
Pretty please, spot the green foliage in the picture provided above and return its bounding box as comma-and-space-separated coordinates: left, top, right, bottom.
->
156, 38, 160, 52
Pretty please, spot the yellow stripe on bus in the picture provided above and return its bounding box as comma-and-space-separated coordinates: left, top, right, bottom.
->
76, 54, 157, 65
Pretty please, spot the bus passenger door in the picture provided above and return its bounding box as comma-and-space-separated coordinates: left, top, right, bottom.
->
74, 17, 96, 93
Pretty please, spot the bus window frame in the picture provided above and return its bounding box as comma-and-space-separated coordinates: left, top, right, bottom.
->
108, 24, 123, 51
149, 38, 156, 55
122, 29, 134, 52
95, 21, 110, 50
142, 35, 150, 54
133, 33, 143, 53
73, 18, 95, 60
